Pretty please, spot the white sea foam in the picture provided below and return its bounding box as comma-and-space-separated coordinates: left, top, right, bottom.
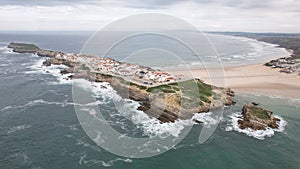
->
24, 57, 221, 138
76, 139, 102, 152
78, 152, 132, 167
0, 46, 13, 54
25, 58, 46, 73
3, 49, 14, 54
225, 112, 287, 140
74, 79, 220, 138
215, 35, 289, 66
172, 35, 287, 66
6, 152, 32, 166
7, 124, 31, 134
192, 112, 222, 126
137, 111, 222, 138
1, 99, 104, 112
0, 63, 12, 67
25, 58, 73, 84
21, 62, 32, 66
5, 49, 221, 138
231, 55, 243, 59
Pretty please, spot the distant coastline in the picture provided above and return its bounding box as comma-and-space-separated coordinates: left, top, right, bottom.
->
170, 33, 300, 100
237, 33, 300, 75
209, 32, 300, 75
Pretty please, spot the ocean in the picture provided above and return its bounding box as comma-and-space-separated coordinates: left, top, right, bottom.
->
0, 31, 299, 169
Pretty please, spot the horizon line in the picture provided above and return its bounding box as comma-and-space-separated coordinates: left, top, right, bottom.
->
0, 30, 300, 34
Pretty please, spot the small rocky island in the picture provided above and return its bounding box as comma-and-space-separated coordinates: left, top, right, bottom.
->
238, 103, 280, 130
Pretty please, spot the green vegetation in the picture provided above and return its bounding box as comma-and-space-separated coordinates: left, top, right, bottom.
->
146, 84, 175, 93
99, 73, 113, 78
116, 77, 147, 90
80, 64, 90, 72
248, 106, 271, 120
8, 42, 39, 52
200, 95, 211, 103
213, 93, 221, 100
172, 86, 180, 91
146, 79, 213, 103
129, 82, 147, 90
196, 81, 213, 97
180, 97, 202, 109
292, 55, 300, 59
177, 79, 212, 103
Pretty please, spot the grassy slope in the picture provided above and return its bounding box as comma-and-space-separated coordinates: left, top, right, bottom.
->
247, 106, 271, 120
146, 79, 213, 105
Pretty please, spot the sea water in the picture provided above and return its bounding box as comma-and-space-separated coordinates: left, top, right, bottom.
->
0, 32, 299, 169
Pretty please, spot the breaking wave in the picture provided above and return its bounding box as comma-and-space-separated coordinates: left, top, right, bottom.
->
225, 112, 287, 140
74, 79, 219, 138
7, 125, 32, 134
24, 56, 220, 138
1, 99, 104, 112
0, 45, 13, 54
25, 58, 73, 85
78, 152, 133, 167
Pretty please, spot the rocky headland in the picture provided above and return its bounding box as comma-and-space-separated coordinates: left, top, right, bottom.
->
8, 42, 283, 130
8, 42, 237, 123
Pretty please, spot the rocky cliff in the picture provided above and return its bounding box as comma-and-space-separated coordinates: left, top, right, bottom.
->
8, 42, 236, 123
238, 104, 280, 130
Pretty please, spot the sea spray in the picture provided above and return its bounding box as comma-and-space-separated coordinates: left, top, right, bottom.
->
226, 112, 287, 140
25, 58, 221, 138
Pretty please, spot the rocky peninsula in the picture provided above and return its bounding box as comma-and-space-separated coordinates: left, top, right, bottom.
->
8, 42, 283, 132
8, 42, 237, 123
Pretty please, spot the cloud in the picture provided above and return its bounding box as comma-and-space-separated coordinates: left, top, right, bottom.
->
0, 0, 100, 6
0, 0, 299, 32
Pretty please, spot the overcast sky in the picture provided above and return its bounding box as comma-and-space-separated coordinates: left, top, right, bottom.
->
0, 0, 299, 32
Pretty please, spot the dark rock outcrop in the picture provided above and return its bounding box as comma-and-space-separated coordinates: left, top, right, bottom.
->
60, 68, 74, 74
43, 60, 52, 66
8, 42, 40, 53
238, 103, 280, 130
37, 49, 64, 58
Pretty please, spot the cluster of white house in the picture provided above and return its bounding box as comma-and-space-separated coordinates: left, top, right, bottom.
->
56, 53, 176, 84
266, 57, 300, 74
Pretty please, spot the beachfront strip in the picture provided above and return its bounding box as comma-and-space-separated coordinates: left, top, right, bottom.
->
265, 57, 300, 74
56, 53, 177, 86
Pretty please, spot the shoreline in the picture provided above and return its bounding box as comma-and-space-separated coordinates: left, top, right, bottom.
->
169, 36, 300, 100
169, 63, 300, 100
7, 42, 235, 123
8, 40, 299, 100
6, 42, 289, 135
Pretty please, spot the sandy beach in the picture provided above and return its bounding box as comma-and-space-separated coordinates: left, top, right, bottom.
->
169, 63, 300, 99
